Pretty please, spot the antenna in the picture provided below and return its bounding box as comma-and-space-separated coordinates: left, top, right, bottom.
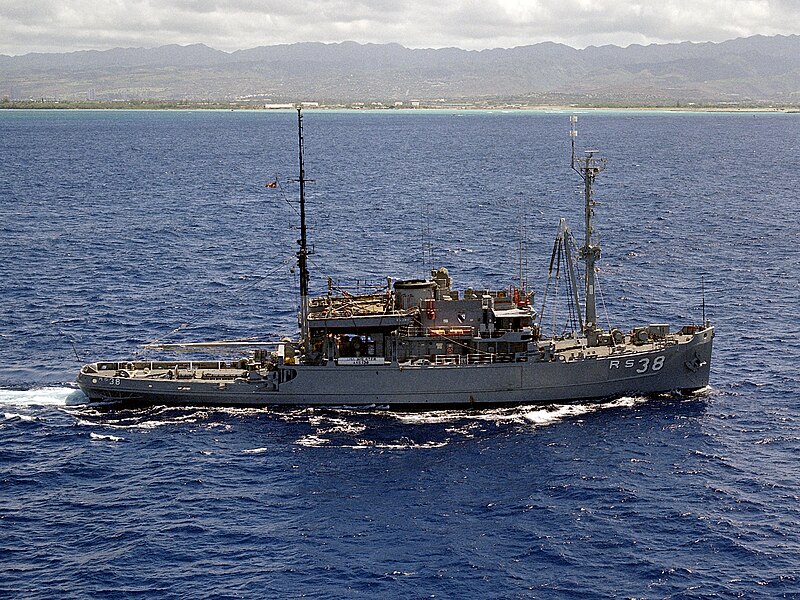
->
518, 218, 525, 296
701, 275, 706, 325
570, 115, 578, 170
420, 191, 433, 277
296, 107, 311, 355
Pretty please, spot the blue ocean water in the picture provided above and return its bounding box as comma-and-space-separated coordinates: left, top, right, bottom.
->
1, 109, 799, 598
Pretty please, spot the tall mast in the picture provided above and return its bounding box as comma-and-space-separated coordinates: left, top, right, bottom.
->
296, 107, 310, 354
570, 116, 605, 342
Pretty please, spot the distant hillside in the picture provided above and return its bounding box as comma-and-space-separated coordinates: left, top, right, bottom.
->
1, 36, 799, 105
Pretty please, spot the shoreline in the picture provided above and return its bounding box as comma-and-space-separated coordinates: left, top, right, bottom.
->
1, 100, 797, 113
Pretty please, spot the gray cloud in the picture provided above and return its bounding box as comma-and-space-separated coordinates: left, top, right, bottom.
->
1, 0, 798, 55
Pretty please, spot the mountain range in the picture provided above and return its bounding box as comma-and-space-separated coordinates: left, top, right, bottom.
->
1, 35, 799, 105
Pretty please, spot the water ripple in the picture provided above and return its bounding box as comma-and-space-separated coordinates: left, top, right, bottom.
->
1, 110, 800, 599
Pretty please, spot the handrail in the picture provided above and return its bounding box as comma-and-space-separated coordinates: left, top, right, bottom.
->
432, 353, 519, 366
402, 326, 476, 337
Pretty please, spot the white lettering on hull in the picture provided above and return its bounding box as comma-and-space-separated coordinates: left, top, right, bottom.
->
609, 355, 665, 373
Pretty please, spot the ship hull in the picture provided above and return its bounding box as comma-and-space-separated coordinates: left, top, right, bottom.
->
77, 328, 713, 409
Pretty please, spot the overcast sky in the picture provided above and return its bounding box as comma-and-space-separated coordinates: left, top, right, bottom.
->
2, 0, 799, 56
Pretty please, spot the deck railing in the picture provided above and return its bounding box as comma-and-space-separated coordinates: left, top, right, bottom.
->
433, 353, 520, 366
401, 326, 476, 338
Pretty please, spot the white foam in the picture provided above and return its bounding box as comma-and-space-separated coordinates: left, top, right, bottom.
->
116, 418, 187, 430
294, 433, 450, 450
89, 432, 125, 442
523, 396, 648, 426
296, 434, 330, 447
393, 406, 528, 426
3, 412, 39, 422
0, 387, 85, 407
522, 404, 595, 426
370, 440, 449, 449
308, 415, 367, 437
242, 447, 269, 454
394, 405, 546, 426
393, 396, 652, 429
74, 416, 189, 430
604, 395, 643, 408
394, 411, 478, 425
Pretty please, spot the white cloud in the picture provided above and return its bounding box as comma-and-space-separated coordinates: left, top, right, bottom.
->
1, 0, 798, 55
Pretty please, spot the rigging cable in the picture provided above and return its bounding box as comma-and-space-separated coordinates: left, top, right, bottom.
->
54, 327, 83, 363
595, 269, 613, 333
139, 255, 296, 354
562, 237, 577, 335
538, 229, 562, 334
550, 241, 562, 339
273, 176, 300, 217
132, 176, 310, 356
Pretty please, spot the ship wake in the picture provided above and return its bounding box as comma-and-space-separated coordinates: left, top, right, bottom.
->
0, 386, 84, 408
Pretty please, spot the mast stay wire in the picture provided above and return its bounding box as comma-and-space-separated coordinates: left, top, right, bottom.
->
564, 228, 585, 335
538, 227, 562, 334
595, 270, 613, 333
540, 224, 587, 339
52, 326, 83, 363
274, 177, 300, 217
550, 242, 562, 339
139, 255, 296, 354
80, 178, 302, 358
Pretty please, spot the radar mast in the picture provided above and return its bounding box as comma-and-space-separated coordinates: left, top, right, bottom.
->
570, 115, 606, 345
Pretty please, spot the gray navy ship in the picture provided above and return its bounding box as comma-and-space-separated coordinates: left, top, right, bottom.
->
77, 111, 714, 408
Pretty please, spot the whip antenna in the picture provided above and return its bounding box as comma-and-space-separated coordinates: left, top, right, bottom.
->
570, 115, 578, 169
702, 275, 706, 325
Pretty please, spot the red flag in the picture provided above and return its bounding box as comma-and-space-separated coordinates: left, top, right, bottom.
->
265, 180, 278, 188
